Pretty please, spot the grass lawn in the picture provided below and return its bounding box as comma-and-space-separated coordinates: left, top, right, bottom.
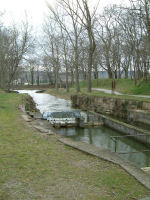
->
71, 79, 150, 95
132, 80, 150, 95
0, 92, 150, 200
72, 79, 136, 94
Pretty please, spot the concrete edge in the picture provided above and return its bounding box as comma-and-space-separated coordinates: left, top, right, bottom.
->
81, 110, 150, 135
139, 198, 150, 200
57, 136, 150, 191
33, 125, 54, 135
103, 115, 150, 135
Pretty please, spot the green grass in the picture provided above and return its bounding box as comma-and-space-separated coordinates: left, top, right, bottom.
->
0, 91, 150, 199
0, 89, 5, 94
82, 90, 150, 102
132, 80, 150, 95
72, 79, 136, 94
72, 78, 150, 95
46, 88, 76, 100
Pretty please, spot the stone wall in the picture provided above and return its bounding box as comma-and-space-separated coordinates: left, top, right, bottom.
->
128, 110, 150, 125
103, 116, 150, 146
71, 95, 150, 119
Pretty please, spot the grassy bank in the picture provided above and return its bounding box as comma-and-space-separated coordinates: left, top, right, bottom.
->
74, 79, 136, 94
46, 78, 150, 102
132, 80, 150, 95
46, 88, 76, 100
46, 88, 150, 103
71, 79, 150, 95
0, 93, 150, 199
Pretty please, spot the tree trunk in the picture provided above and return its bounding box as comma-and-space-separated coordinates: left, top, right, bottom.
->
125, 68, 128, 79
87, 27, 96, 92
87, 49, 93, 92
71, 68, 74, 87
108, 68, 113, 79
74, 45, 80, 93
36, 71, 40, 86
31, 70, 34, 85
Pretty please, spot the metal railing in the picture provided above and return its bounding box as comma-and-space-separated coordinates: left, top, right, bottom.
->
110, 134, 150, 153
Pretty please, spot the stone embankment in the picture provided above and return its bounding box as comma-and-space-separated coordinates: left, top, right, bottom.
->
71, 95, 150, 124
24, 95, 37, 112
71, 94, 150, 146
24, 95, 42, 119
103, 115, 150, 146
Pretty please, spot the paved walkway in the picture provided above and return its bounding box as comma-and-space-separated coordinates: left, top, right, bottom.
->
92, 88, 150, 99
92, 88, 122, 95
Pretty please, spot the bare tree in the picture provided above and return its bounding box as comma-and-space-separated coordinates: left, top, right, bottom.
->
41, 0, 149, 90
0, 18, 34, 90
70, 0, 98, 92
129, 0, 150, 43
46, 0, 83, 92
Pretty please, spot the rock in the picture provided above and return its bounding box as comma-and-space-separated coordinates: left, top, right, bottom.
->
21, 115, 32, 122
34, 112, 42, 119
141, 167, 150, 174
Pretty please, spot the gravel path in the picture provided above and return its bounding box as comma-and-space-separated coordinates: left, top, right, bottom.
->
92, 88, 150, 98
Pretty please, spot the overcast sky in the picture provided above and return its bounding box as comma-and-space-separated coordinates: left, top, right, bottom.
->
0, 0, 129, 27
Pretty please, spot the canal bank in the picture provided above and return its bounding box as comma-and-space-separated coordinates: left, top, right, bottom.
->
71, 94, 150, 120
4, 90, 146, 200
103, 116, 150, 145
19, 104, 150, 191
20, 90, 150, 168
71, 95, 150, 143
17, 90, 150, 188
19, 102, 150, 191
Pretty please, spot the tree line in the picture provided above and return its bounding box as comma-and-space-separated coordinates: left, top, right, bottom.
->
41, 0, 150, 92
0, 0, 149, 92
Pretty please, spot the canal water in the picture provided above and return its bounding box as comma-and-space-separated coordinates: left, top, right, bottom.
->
18, 90, 150, 168
18, 90, 72, 113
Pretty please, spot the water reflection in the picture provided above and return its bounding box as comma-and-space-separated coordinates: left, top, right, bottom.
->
55, 127, 150, 168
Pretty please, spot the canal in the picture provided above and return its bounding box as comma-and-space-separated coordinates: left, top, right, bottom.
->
18, 90, 150, 168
